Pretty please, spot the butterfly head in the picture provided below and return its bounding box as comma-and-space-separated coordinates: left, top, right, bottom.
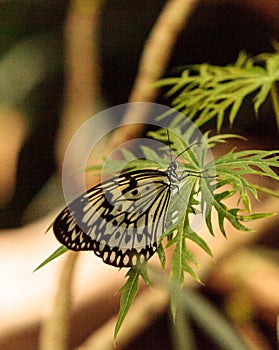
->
168, 161, 178, 171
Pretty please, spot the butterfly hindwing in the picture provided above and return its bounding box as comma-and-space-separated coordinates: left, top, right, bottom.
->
53, 169, 172, 267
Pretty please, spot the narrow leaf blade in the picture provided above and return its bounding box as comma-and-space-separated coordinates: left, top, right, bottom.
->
114, 268, 140, 339
33, 245, 68, 272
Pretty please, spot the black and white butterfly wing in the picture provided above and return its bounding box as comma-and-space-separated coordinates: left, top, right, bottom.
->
53, 169, 172, 267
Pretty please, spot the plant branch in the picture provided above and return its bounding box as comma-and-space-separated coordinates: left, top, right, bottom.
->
39, 2, 102, 349
55, 0, 102, 170
39, 252, 78, 350
107, 0, 200, 154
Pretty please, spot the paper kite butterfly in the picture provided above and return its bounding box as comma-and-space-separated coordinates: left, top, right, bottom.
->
53, 134, 202, 268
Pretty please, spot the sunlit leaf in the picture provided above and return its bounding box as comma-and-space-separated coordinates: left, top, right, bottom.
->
156, 51, 279, 131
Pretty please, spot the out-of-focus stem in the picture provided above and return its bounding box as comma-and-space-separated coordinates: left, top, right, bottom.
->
270, 82, 279, 131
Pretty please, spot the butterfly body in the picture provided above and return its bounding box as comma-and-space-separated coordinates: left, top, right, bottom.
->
53, 166, 178, 268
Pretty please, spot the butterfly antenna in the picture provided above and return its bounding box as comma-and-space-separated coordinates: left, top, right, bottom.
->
166, 128, 174, 162
173, 141, 203, 162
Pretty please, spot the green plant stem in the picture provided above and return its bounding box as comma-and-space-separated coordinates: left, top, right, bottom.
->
252, 183, 279, 198
270, 82, 279, 131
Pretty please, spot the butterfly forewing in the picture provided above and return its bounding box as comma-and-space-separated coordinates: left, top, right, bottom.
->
53, 169, 172, 267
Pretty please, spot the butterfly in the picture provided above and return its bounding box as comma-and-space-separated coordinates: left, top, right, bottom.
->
53, 135, 202, 268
